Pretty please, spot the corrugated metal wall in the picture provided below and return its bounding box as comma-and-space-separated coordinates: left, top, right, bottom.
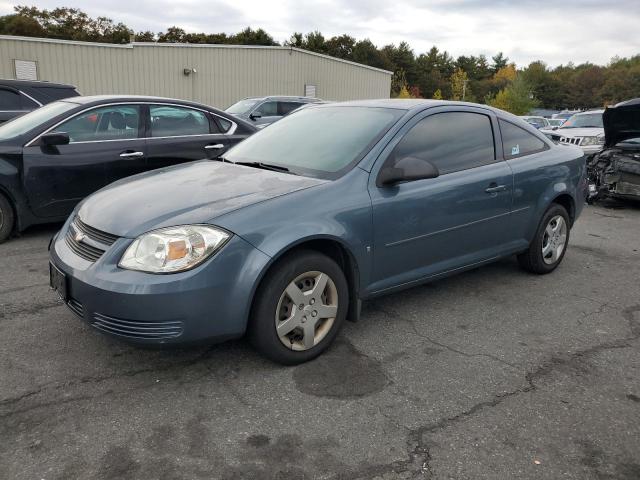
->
0, 36, 392, 109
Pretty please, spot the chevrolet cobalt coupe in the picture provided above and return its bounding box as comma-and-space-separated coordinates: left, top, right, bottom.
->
49, 100, 586, 364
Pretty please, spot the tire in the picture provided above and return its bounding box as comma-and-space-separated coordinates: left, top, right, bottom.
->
518, 203, 570, 274
248, 249, 349, 365
0, 193, 14, 244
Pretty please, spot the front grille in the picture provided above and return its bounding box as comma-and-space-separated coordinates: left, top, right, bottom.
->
91, 313, 184, 340
67, 298, 84, 318
65, 233, 105, 262
560, 136, 582, 146
74, 217, 119, 246
65, 217, 119, 262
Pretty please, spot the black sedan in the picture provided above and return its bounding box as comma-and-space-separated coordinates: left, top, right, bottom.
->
0, 95, 256, 242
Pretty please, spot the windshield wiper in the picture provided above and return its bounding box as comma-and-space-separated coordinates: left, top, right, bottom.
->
233, 161, 294, 174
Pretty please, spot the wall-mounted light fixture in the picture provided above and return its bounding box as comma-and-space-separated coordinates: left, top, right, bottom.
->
183, 68, 197, 76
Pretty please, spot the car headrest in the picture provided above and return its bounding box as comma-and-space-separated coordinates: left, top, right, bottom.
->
109, 112, 126, 130
124, 113, 138, 129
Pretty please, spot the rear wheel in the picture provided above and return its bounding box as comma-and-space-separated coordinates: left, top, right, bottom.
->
0, 193, 14, 244
518, 204, 570, 274
248, 250, 348, 365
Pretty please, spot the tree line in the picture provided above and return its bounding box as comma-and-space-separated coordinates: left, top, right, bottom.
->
1, 5, 639, 114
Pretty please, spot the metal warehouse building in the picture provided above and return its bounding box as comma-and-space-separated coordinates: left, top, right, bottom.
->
0, 35, 391, 109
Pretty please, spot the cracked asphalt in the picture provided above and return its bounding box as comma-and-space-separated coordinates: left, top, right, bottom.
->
1, 203, 639, 480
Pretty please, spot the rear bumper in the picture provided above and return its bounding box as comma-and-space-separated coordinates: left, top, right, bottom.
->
49, 228, 270, 345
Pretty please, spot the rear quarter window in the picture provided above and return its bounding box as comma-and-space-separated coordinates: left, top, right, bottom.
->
499, 119, 548, 159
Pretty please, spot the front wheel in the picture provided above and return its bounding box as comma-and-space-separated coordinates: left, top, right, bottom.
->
0, 193, 15, 244
518, 203, 570, 274
248, 250, 349, 365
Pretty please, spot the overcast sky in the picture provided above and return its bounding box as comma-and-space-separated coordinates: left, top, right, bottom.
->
1, 0, 639, 67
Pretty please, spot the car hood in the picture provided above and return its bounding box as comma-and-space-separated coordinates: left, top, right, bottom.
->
603, 98, 640, 148
553, 127, 604, 138
77, 160, 327, 238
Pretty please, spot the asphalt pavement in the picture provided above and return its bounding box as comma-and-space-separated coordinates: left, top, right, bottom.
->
0, 203, 639, 480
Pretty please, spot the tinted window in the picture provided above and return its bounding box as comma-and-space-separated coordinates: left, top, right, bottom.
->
499, 119, 547, 158
58, 105, 141, 143
0, 89, 22, 110
391, 112, 495, 175
278, 102, 303, 115
225, 106, 403, 179
0, 101, 76, 140
150, 105, 210, 137
255, 101, 278, 116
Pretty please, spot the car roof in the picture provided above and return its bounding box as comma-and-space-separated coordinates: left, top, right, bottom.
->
61, 95, 223, 110
573, 109, 604, 115
313, 98, 514, 116
0, 78, 77, 89
243, 95, 321, 102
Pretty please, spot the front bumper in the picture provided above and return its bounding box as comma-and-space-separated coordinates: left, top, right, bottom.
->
49, 226, 271, 345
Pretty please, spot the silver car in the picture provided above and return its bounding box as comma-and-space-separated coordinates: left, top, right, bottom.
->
225, 95, 322, 128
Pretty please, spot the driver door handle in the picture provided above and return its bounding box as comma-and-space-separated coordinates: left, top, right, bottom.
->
205, 144, 225, 150
485, 183, 507, 194
119, 151, 144, 158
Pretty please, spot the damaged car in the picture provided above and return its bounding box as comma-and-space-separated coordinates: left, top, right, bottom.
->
588, 98, 640, 202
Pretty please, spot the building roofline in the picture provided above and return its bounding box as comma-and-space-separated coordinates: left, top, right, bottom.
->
0, 35, 393, 76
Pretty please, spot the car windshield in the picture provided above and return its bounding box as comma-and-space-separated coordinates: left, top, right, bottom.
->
561, 113, 603, 128
0, 101, 77, 140
224, 106, 404, 179
525, 118, 546, 128
548, 119, 564, 126
226, 99, 259, 115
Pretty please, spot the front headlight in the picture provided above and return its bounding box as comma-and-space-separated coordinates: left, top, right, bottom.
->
581, 136, 604, 146
119, 225, 231, 273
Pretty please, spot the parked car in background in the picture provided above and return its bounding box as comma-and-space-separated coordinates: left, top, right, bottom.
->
547, 118, 565, 129
552, 111, 579, 121
225, 95, 322, 128
520, 116, 550, 129
588, 98, 640, 202
544, 110, 605, 156
0, 95, 256, 242
0, 79, 80, 124
49, 100, 585, 364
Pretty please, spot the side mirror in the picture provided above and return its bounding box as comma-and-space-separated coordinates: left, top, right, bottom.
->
41, 132, 70, 146
249, 112, 262, 121
377, 156, 439, 187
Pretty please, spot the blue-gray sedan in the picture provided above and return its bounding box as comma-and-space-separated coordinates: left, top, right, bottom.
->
49, 100, 587, 364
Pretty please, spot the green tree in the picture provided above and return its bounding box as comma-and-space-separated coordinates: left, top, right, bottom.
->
491, 52, 508, 73
521, 61, 564, 109
230, 27, 278, 46
135, 30, 155, 42
325, 34, 355, 60
487, 76, 538, 115
352, 39, 390, 70
303, 31, 327, 53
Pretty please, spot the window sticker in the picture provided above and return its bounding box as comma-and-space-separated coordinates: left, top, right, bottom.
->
511, 144, 520, 155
